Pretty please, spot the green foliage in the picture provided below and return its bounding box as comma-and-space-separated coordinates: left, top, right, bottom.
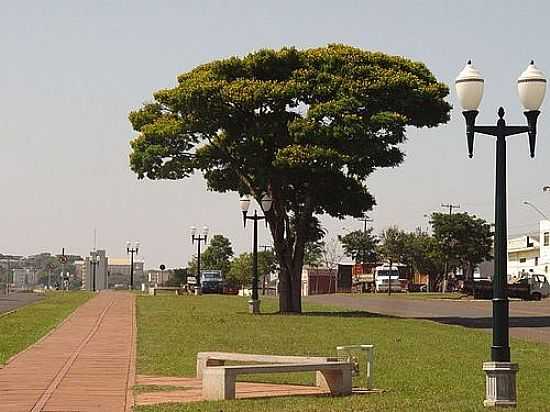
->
165, 268, 188, 287
200, 235, 234, 274
303, 241, 324, 267
431, 212, 493, 273
0, 292, 92, 364
378, 226, 408, 263
129, 44, 451, 312
339, 228, 378, 263
227, 253, 252, 287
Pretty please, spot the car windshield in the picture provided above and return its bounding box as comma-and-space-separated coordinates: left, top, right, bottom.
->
377, 270, 399, 277
203, 273, 221, 279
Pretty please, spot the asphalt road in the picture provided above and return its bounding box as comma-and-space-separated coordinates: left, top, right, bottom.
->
0, 292, 43, 315
305, 294, 550, 344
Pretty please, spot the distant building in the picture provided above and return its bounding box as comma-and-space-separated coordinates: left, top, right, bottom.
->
146, 269, 173, 286
108, 257, 145, 288
12, 268, 38, 289
506, 220, 550, 282
81, 250, 109, 291
301, 264, 352, 296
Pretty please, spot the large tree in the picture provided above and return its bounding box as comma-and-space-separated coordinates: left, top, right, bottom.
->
129, 44, 450, 312
431, 212, 493, 281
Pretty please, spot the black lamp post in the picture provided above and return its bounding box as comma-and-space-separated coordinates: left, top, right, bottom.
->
456, 60, 546, 407
126, 241, 140, 290
240, 194, 273, 314
191, 226, 208, 292
90, 252, 100, 292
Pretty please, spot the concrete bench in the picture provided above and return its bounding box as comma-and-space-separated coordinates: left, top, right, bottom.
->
202, 362, 353, 400
196, 351, 338, 378
149, 287, 185, 296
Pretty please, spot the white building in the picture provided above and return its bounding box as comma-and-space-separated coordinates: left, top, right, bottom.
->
507, 220, 550, 281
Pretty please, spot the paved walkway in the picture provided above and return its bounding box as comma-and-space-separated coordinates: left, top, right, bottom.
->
305, 294, 550, 344
0, 292, 135, 412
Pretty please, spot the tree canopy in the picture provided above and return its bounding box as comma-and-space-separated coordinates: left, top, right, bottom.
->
339, 228, 378, 263
129, 44, 451, 312
431, 212, 493, 278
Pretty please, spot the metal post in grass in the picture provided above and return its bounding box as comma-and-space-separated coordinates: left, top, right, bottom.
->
455, 60, 546, 407
240, 194, 272, 314
191, 226, 208, 293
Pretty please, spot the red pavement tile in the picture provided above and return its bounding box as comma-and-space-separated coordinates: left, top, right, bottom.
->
0, 292, 135, 412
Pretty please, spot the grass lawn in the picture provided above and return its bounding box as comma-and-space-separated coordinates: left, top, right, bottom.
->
0, 291, 92, 364
135, 295, 550, 412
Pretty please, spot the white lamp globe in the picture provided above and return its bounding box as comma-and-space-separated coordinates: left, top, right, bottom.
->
190, 226, 197, 237
240, 195, 251, 212
261, 194, 273, 212
202, 226, 209, 236
455, 60, 484, 111
518, 61, 547, 111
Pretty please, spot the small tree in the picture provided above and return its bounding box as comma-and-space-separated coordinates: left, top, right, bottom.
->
227, 253, 252, 289
201, 234, 234, 275
431, 212, 493, 284
321, 238, 345, 293
339, 228, 378, 263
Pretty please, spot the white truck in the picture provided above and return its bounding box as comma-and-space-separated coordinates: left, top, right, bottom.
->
374, 264, 406, 293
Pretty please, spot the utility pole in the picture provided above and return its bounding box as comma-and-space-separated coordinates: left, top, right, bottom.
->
358, 215, 373, 234
440, 203, 460, 293
357, 215, 373, 264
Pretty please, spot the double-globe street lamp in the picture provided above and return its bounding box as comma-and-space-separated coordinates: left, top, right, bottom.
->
240, 194, 273, 314
126, 241, 140, 289
456, 60, 546, 407
191, 226, 209, 292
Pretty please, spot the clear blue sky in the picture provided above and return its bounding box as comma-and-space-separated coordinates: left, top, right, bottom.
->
1, 1, 550, 268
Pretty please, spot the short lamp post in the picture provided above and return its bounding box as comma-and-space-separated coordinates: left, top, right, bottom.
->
240, 194, 273, 314
191, 226, 208, 291
456, 60, 546, 407
126, 241, 140, 290
90, 252, 100, 292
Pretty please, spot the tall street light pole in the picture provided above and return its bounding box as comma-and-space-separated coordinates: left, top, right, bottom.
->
522, 200, 549, 220
240, 194, 273, 314
456, 60, 546, 407
191, 226, 208, 292
90, 252, 99, 292
126, 241, 140, 290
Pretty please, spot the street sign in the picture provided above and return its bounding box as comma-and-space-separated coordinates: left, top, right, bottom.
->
160, 264, 166, 271
187, 276, 197, 285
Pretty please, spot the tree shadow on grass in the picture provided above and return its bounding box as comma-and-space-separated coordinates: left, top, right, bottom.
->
417, 316, 550, 329
249, 310, 395, 319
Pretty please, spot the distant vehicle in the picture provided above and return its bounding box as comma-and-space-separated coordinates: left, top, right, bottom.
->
200, 270, 224, 294
374, 265, 406, 293
463, 274, 550, 301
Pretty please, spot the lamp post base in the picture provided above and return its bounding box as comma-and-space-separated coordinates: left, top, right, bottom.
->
248, 299, 261, 314
483, 362, 518, 408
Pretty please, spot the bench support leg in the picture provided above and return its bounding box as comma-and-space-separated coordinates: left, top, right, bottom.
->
196, 357, 225, 378
316, 368, 352, 395
202, 368, 235, 400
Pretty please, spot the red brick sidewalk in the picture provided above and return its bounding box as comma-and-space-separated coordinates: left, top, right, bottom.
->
0, 292, 135, 412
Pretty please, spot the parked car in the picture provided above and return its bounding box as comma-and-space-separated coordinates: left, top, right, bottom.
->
463, 274, 550, 300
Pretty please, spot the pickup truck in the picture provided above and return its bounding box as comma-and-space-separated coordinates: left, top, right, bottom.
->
463, 274, 550, 300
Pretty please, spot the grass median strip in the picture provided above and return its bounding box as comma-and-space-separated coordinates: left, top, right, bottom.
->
135, 294, 550, 411
0, 291, 92, 365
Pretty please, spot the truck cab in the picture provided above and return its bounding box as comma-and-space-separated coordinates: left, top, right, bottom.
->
200, 270, 224, 294
374, 265, 404, 293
